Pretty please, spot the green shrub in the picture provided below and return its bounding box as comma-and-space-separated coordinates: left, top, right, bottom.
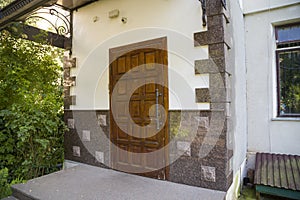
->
0, 168, 10, 198
0, 168, 25, 198
0, 30, 67, 197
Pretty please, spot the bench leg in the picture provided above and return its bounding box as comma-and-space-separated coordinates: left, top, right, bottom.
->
256, 191, 260, 200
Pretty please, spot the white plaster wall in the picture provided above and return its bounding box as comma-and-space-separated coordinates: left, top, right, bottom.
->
229, 0, 248, 175
70, 0, 209, 110
244, 2, 300, 155
222, 1, 248, 198
243, 0, 300, 14
226, 159, 247, 200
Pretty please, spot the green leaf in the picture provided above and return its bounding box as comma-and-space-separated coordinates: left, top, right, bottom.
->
34, 138, 50, 149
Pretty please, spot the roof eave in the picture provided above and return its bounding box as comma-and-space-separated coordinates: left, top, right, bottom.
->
0, 0, 57, 29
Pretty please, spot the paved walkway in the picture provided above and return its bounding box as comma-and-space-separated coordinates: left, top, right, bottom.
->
11, 164, 226, 200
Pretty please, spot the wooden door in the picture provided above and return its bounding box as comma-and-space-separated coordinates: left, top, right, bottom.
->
109, 37, 168, 179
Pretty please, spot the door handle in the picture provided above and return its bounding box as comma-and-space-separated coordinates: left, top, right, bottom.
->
155, 88, 162, 130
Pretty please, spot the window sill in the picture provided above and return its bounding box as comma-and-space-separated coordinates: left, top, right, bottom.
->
271, 117, 300, 121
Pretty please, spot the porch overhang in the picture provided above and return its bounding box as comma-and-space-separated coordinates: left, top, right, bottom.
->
0, 0, 57, 29
0, 0, 98, 29
0, 0, 98, 49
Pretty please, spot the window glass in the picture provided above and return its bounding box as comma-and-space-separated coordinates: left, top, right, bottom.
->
277, 24, 300, 43
278, 50, 300, 115
276, 23, 300, 117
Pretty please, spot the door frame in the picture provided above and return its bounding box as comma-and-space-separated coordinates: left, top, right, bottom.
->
108, 37, 169, 180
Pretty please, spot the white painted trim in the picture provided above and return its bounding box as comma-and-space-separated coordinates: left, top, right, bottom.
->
271, 118, 300, 122
276, 46, 300, 51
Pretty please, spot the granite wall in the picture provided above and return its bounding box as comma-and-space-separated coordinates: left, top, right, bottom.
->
191, 0, 233, 191
64, 110, 110, 169
63, 0, 233, 192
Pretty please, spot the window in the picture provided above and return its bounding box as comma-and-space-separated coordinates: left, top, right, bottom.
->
276, 23, 300, 117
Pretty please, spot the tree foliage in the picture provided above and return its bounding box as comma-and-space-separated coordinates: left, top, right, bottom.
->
0, 30, 66, 197
0, 0, 14, 8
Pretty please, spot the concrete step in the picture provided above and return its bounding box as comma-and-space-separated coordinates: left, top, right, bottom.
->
11, 188, 35, 200
11, 164, 226, 200
1, 196, 19, 200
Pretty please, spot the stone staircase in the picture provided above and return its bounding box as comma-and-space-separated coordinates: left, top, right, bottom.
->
4, 164, 226, 200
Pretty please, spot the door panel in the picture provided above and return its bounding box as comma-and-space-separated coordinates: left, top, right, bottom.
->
109, 38, 168, 179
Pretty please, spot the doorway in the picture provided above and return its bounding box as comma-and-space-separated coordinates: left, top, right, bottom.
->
109, 37, 169, 179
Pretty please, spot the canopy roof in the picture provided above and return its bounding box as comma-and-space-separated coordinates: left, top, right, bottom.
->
0, 0, 97, 29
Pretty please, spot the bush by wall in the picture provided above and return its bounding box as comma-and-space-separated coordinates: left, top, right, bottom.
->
0, 30, 66, 198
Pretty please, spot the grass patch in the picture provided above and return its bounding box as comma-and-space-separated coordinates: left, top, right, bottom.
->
239, 187, 256, 200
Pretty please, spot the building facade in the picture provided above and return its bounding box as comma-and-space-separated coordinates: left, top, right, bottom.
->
0, 0, 299, 199
64, 0, 236, 192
